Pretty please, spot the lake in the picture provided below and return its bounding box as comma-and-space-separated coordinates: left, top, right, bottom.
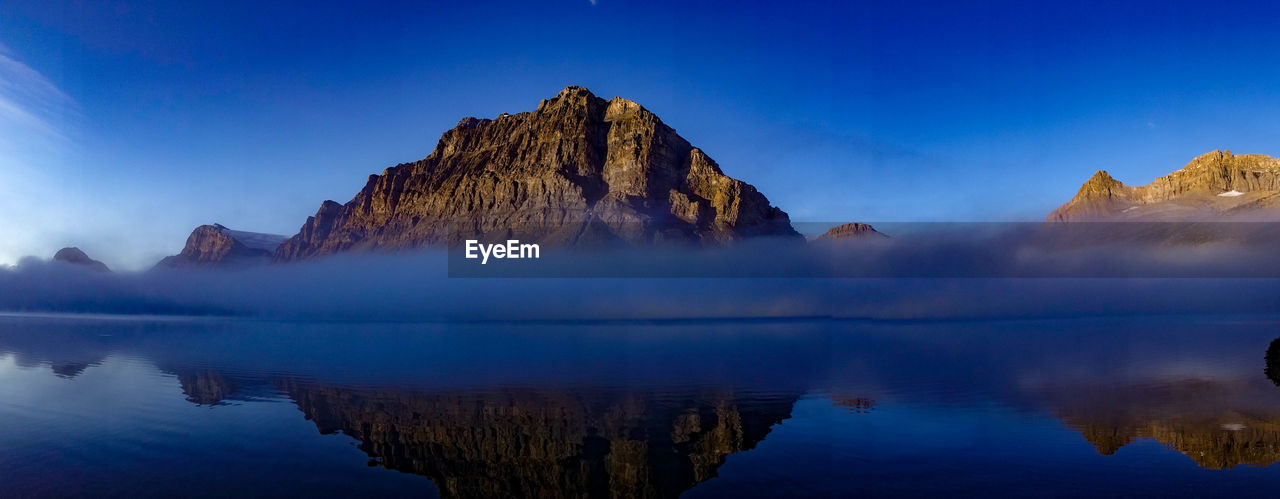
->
2, 313, 1279, 497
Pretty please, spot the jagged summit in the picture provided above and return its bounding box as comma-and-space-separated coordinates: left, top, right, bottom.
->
275, 86, 800, 261
1081, 170, 1122, 191
1048, 150, 1280, 221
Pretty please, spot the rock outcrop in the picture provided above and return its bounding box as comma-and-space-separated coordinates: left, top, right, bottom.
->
814, 222, 885, 241
1049, 150, 1280, 221
275, 86, 799, 261
154, 223, 287, 269
52, 247, 110, 272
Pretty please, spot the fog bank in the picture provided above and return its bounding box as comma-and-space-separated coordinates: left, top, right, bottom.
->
4, 236, 1280, 321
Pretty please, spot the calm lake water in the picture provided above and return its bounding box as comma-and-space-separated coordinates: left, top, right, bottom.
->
3, 313, 1280, 497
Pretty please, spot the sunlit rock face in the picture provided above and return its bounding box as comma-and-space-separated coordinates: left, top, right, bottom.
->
154, 224, 287, 269
1049, 150, 1280, 221
280, 382, 797, 498
274, 86, 799, 261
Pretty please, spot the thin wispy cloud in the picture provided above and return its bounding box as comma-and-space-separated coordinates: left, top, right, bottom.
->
0, 48, 81, 266
0, 52, 77, 145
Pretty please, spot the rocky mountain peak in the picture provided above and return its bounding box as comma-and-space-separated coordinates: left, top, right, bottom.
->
52, 247, 110, 272
604, 95, 647, 120
1073, 170, 1130, 200
1191, 149, 1230, 164
535, 85, 606, 113
815, 223, 885, 241
155, 224, 287, 269
274, 86, 800, 261
1049, 150, 1280, 221
1048, 170, 1134, 222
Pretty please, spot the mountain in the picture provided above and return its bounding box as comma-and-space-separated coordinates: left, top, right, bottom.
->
52, 247, 110, 272
274, 86, 800, 262
813, 222, 885, 241
1048, 150, 1280, 221
154, 223, 288, 269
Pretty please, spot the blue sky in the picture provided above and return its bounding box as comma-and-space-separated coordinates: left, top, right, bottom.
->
2, 0, 1279, 269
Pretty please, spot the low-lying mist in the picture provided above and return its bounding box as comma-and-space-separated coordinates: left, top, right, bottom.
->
5, 223, 1280, 321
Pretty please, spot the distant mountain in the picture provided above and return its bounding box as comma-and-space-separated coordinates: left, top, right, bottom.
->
274, 86, 799, 262
813, 222, 885, 241
52, 247, 110, 272
1048, 150, 1280, 221
155, 224, 287, 269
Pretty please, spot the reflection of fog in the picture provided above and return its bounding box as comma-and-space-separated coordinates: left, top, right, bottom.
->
5, 313, 1280, 482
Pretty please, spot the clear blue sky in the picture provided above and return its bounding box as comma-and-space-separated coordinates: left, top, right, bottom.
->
2, 0, 1279, 269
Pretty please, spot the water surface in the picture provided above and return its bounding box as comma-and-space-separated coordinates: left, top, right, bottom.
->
2, 314, 1279, 497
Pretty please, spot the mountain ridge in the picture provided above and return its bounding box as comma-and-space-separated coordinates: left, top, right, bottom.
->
1049, 150, 1280, 221
155, 224, 288, 269
273, 85, 800, 262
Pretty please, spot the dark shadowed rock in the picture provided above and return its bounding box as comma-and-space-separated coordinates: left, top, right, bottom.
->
1266, 337, 1280, 387
275, 85, 800, 261
154, 223, 287, 269
52, 247, 110, 272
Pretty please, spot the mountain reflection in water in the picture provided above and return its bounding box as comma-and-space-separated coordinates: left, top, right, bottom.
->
2, 314, 1280, 496
287, 385, 793, 498
153, 366, 795, 498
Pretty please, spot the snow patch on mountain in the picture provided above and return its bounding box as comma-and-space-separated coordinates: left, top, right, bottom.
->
212, 223, 288, 251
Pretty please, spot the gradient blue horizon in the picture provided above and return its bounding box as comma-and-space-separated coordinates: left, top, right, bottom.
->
2, 0, 1279, 269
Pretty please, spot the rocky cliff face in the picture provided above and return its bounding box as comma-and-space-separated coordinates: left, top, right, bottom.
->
1049, 150, 1280, 221
155, 224, 287, 269
52, 247, 110, 272
275, 86, 799, 261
